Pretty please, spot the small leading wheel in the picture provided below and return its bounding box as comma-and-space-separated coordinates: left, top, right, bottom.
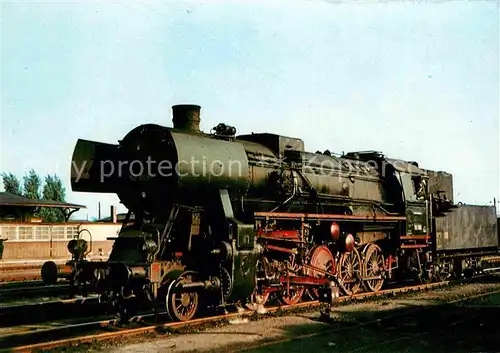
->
362, 244, 385, 292
166, 272, 199, 322
337, 248, 362, 295
278, 284, 305, 305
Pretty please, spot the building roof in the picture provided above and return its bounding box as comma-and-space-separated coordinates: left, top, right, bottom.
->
97, 213, 134, 222
0, 192, 86, 209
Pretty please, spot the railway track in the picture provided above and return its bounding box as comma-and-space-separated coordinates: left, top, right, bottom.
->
0, 283, 70, 302
0, 296, 101, 327
0, 280, 470, 352
0, 266, 50, 283
2, 274, 499, 352
223, 284, 500, 353
0, 262, 72, 283
0, 280, 44, 287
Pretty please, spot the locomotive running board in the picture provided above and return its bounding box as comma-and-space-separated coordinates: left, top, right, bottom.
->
254, 212, 406, 222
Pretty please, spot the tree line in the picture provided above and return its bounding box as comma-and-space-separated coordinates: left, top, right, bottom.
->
1, 170, 67, 222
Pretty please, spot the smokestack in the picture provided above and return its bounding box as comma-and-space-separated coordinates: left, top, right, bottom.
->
110, 205, 117, 223
172, 104, 201, 133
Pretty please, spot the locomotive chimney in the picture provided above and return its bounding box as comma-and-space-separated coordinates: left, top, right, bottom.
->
172, 104, 201, 133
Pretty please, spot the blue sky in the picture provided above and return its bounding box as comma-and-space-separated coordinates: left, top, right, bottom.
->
1, 0, 499, 219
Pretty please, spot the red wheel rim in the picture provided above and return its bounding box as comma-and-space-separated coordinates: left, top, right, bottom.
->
307, 245, 335, 299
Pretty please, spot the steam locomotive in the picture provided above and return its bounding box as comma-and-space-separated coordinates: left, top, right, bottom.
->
41, 104, 499, 321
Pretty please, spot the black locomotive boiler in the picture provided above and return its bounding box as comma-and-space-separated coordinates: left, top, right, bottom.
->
41, 104, 499, 321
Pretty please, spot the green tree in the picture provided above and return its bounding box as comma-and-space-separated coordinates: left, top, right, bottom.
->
1, 173, 22, 195
40, 174, 66, 222
23, 169, 41, 200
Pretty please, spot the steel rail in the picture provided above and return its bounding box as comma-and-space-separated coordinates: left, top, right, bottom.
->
0, 295, 97, 310
0, 280, 44, 287
0, 284, 69, 299
0, 295, 101, 329
1, 281, 453, 353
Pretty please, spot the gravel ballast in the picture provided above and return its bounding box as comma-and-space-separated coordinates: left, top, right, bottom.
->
76, 280, 500, 353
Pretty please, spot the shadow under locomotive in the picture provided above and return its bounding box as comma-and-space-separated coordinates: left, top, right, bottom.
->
40, 104, 500, 323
